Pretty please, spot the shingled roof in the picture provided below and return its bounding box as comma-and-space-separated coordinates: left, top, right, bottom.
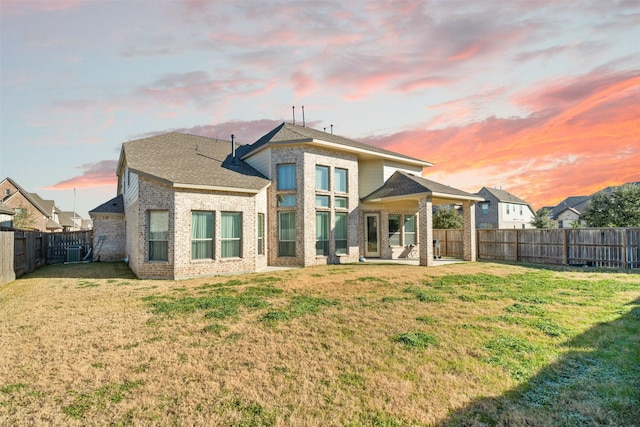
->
479, 187, 530, 205
90, 194, 124, 215
362, 171, 482, 203
119, 132, 270, 192
238, 122, 432, 167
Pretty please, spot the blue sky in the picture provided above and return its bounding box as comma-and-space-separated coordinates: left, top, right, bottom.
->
1, 0, 638, 218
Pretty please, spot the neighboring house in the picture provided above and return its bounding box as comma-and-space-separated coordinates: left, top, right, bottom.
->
475, 187, 536, 229
28, 193, 65, 232
545, 196, 590, 228
0, 177, 61, 231
61, 211, 89, 231
90, 123, 482, 279
0, 203, 16, 228
545, 182, 640, 228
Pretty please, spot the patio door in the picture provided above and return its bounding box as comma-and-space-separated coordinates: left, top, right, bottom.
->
365, 213, 380, 257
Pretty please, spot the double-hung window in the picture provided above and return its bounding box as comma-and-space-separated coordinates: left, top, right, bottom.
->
149, 210, 169, 261
388, 214, 401, 246
316, 211, 329, 256
278, 211, 296, 256
221, 212, 242, 258
335, 212, 348, 255
404, 215, 416, 246
191, 211, 214, 259
257, 213, 265, 255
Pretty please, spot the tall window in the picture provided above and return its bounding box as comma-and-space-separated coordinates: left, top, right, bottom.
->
316, 211, 329, 256
277, 164, 296, 190
335, 212, 348, 255
316, 165, 329, 191
257, 213, 265, 255
191, 211, 213, 259
221, 212, 242, 258
404, 215, 416, 246
149, 210, 169, 261
335, 168, 348, 193
481, 203, 489, 215
278, 212, 296, 256
388, 214, 401, 246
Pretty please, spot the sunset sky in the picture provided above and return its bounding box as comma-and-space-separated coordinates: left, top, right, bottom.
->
1, 0, 638, 218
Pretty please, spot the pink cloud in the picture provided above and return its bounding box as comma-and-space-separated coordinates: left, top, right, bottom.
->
361, 68, 640, 208
44, 160, 118, 190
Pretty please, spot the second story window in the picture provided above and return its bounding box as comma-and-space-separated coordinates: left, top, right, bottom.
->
481, 203, 489, 215
335, 168, 348, 193
277, 164, 296, 191
316, 165, 329, 191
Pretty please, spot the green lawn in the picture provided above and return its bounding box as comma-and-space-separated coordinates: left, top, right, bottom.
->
1, 261, 638, 426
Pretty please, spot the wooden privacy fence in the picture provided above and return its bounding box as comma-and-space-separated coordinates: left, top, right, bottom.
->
0, 230, 93, 281
476, 228, 640, 268
13, 230, 47, 278
47, 230, 92, 264
432, 229, 463, 258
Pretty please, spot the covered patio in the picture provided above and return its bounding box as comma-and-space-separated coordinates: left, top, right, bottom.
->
360, 171, 484, 267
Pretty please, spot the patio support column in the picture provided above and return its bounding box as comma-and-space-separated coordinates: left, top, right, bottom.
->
419, 197, 433, 266
462, 200, 476, 261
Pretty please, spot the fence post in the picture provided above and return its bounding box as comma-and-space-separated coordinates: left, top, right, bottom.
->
562, 229, 568, 265
514, 229, 519, 262
623, 228, 628, 268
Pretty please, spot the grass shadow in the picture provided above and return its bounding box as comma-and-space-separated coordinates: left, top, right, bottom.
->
479, 259, 639, 275
18, 262, 137, 280
437, 297, 640, 426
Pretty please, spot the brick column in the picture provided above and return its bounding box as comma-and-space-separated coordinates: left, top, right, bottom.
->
463, 200, 476, 262
419, 197, 433, 266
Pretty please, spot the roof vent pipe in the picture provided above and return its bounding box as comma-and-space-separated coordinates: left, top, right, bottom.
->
292, 106, 295, 125
330, 124, 333, 134
231, 134, 236, 158
302, 105, 305, 127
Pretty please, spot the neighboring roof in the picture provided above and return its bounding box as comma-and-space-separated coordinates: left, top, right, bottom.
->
89, 194, 124, 215
238, 122, 432, 167
0, 204, 16, 216
29, 193, 55, 215
362, 171, 483, 203
478, 187, 530, 205
46, 218, 63, 230
119, 132, 270, 193
1, 177, 50, 217
549, 195, 590, 218
57, 212, 77, 227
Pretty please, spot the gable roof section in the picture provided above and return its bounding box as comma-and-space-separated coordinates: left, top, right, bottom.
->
362, 171, 482, 203
549, 195, 590, 218
1, 177, 50, 216
119, 132, 270, 193
90, 194, 124, 215
479, 187, 530, 205
238, 123, 432, 168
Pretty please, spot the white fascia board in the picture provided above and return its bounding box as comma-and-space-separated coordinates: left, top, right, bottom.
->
308, 139, 433, 167
173, 182, 269, 194
430, 192, 485, 202
241, 138, 432, 168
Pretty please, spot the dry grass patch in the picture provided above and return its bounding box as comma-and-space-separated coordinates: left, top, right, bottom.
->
1, 261, 638, 426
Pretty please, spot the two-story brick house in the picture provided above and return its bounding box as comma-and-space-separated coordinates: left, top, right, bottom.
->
91, 123, 482, 279
0, 177, 63, 231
